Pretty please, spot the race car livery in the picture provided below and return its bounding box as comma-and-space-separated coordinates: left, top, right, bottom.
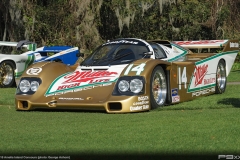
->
15, 38, 239, 113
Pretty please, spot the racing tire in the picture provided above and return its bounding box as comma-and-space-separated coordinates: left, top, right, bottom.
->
150, 66, 167, 109
215, 60, 226, 94
0, 61, 16, 88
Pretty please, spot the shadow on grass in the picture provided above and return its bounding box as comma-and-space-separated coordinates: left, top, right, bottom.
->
217, 98, 240, 108
231, 69, 240, 72
16, 108, 149, 114
17, 109, 108, 114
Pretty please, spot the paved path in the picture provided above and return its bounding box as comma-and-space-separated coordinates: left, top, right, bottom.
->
227, 81, 240, 85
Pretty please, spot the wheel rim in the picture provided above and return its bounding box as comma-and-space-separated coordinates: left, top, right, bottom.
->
1, 64, 14, 85
217, 63, 226, 90
151, 70, 167, 105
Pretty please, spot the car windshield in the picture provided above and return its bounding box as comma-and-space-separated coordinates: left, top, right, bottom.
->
80, 43, 150, 66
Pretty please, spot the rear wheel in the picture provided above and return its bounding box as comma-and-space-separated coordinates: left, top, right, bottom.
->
0, 61, 16, 88
150, 66, 167, 109
215, 60, 226, 94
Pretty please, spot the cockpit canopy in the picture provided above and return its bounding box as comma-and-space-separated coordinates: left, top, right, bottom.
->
81, 39, 151, 66
80, 38, 170, 66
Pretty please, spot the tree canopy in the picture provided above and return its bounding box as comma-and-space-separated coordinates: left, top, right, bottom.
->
0, 0, 239, 51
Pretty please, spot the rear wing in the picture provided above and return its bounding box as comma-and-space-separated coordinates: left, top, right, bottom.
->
0, 40, 37, 51
173, 40, 239, 53
148, 40, 172, 48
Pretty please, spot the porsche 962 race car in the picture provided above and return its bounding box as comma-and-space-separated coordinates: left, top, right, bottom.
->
15, 38, 239, 113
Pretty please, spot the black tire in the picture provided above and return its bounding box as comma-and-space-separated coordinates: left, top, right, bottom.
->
150, 66, 167, 109
215, 60, 226, 94
0, 61, 16, 88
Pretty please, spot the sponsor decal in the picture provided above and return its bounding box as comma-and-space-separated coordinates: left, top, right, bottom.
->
172, 88, 178, 96
45, 68, 122, 96
103, 40, 138, 46
55, 71, 118, 91
34, 53, 42, 60
172, 96, 180, 103
59, 97, 84, 100
204, 77, 216, 85
192, 87, 215, 97
171, 88, 180, 103
62, 71, 118, 84
138, 96, 149, 101
133, 101, 149, 105
230, 42, 239, 48
26, 67, 42, 75
175, 40, 225, 45
194, 64, 208, 86
46, 82, 112, 97
130, 105, 149, 111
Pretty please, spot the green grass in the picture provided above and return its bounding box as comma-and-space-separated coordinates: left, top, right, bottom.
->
0, 85, 240, 159
228, 70, 240, 82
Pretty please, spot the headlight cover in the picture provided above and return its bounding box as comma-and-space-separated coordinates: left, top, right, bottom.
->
118, 80, 129, 92
130, 79, 143, 93
16, 77, 42, 95
30, 81, 40, 92
112, 76, 145, 96
19, 80, 31, 93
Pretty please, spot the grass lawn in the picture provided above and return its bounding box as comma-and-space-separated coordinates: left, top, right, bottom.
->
0, 83, 240, 159
228, 70, 240, 82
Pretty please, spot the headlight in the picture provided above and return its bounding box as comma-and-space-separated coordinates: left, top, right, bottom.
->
19, 80, 31, 93
112, 76, 145, 96
130, 79, 143, 93
30, 81, 39, 92
118, 80, 129, 92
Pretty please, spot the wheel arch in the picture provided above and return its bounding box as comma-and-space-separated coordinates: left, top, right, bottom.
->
0, 59, 16, 68
215, 58, 227, 94
219, 58, 227, 73
150, 64, 172, 105
141, 59, 171, 106
0, 60, 17, 87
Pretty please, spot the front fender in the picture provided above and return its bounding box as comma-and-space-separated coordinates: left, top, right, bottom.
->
120, 58, 171, 83
19, 61, 76, 95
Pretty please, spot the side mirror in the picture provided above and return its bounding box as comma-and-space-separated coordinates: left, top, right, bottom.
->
17, 40, 37, 51
76, 53, 84, 57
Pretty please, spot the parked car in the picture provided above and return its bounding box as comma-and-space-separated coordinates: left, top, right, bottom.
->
15, 38, 239, 113
0, 40, 80, 87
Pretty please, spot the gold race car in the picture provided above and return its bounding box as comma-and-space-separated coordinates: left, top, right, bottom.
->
15, 38, 239, 113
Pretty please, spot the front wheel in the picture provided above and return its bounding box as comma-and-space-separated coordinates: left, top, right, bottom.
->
215, 60, 226, 94
0, 61, 16, 88
150, 66, 167, 109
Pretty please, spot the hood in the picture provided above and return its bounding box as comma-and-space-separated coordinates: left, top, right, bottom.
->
44, 64, 128, 101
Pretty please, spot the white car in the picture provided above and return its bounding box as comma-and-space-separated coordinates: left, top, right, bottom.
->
0, 40, 80, 87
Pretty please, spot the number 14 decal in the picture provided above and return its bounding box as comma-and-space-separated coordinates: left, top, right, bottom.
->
124, 63, 146, 75
178, 67, 187, 90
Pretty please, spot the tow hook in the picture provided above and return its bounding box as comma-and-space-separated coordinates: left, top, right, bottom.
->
47, 100, 57, 107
